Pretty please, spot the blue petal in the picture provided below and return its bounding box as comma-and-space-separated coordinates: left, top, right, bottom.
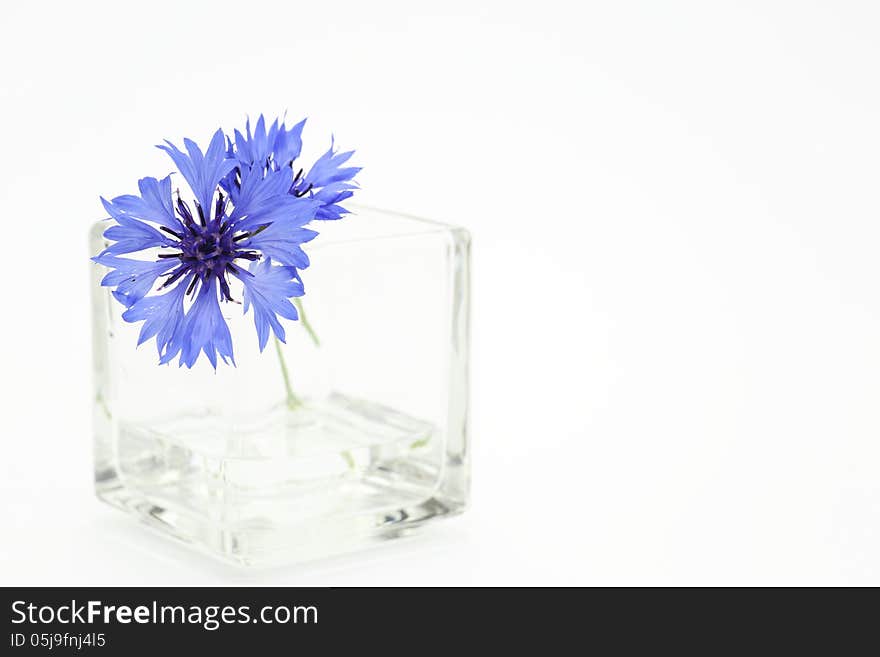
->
93, 254, 177, 307
272, 117, 307, 166
311, 181, 358, 220
240, 224, 318, 269
301, 139, 361, 190
174, 279, 235, 369
232, 115, 273, 167
231, 116, 307, 170
228, 165, 296, 223
157, 129, 237, 212
237, 258, 304, 351
121, 276, 190, 363
232, 189, 320, 234
232, 128, 253, 164
250, 115, 269, 164
100, 201, 177, 255
106, 176, 181, 231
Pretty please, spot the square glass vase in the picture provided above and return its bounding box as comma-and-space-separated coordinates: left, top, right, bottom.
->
90, 207, 470, 567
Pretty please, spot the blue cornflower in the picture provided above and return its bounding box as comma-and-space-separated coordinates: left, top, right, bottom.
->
224, 115, 361, 221
94, 128, 327, 368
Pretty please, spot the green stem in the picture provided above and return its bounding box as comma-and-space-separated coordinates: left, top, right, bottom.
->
273, 300, 355, 471
293, 297, 320, 347
95, 392, 112, 420
273, 335, 302, 410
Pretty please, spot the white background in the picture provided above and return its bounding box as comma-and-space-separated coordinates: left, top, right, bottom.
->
1, 1, 880, 585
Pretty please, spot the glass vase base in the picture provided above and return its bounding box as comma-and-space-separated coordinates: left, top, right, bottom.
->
95, 393, 465, 567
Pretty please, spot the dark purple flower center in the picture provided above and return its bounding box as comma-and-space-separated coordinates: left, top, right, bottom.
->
158, 191, 260, 301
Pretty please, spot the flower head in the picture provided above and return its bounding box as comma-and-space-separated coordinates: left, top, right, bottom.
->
224, 115, 361, 220
94, 120, 358, 368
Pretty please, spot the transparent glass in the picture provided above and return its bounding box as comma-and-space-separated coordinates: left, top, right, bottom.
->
90, 207, 470, 566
